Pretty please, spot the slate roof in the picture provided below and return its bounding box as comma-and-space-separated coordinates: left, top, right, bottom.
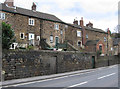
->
85, 40, 100, 46
67, 23, 82, 29
84, 26, 107, 34
113, 38, 120, 46
0, 3, 63, 23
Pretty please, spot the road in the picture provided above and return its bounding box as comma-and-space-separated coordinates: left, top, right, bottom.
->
2, 65, 119, 89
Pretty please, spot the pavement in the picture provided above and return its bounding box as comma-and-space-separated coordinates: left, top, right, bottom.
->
1, 64, 119, 89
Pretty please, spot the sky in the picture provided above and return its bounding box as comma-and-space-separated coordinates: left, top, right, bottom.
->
0, 0, 119, 33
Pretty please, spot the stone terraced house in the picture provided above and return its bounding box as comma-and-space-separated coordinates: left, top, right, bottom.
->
0, 0, 68, 50
0, 0, 113, 55
67, 18, 113, 55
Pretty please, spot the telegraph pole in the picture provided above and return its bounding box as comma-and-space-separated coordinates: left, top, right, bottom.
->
107, 28, 109, 66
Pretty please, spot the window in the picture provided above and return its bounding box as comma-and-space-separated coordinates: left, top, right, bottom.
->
86, 34, 88, 39
20, 33, 24, 39
99, 44, 102, 52
77, 41, 82, 46
0, 12, 5, 19
54, 24, 59, 30
65, 25, 68, 28
77, 31, 81, 37
104, 37, 106, 42
36, 36, 40, 41
50, 35, 53, 43
10, 43, 18, 49
29, 33, 34, 40
60, 30, 63, 35
29, 33, 35, 45
29, 18, 35, 26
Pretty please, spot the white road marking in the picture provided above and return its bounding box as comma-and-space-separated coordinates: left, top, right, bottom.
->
97, 73, 116, 80
3, 65, 117, 88
3, 71, 94, 88
109, 65, 117, 68
68, 81, 88, 88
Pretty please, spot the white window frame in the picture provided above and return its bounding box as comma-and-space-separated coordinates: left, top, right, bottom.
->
0, 12, 5, 20
65, 25, 68, 28
29, 18, 35, 26
29, 33, 35, 40
86, 34, 88, 39
60, 30, 63, 35
50, 35, 53, 43
54, 24, 59, 30
36, 36, 40, 41
77, 41, 82, 47
77, 31, 81, 37
104, 37, 106, 42
20, 33, 25, 39
10, 43, 18, 49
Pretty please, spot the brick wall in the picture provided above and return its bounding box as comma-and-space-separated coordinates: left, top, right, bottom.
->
85, 30, 107, 54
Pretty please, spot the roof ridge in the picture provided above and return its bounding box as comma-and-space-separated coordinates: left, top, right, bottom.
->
1, 3, 63, 23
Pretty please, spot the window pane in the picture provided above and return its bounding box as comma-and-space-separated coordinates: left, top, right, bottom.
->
50, 35, 53, 42
2, 13, 5, 19
61, 30, 63, 34
20, 33, 24, 39
78, 41, 81, 46
77, 31, 81, 37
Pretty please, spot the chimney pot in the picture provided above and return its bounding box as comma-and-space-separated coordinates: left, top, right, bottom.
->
73, 19, 78, 25
107, 28, 110, 35
4, 0, 14, 7
32, 2, 36, 11
80, 17, 84, 27
86, 21, 93, 28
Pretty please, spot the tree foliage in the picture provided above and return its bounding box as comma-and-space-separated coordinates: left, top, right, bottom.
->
0, 22, 15, 49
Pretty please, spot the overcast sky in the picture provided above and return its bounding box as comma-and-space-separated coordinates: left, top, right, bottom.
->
0, 0, 119, 32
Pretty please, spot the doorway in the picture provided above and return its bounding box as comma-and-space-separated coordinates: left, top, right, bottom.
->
55, 36, 59, 46
92, 56, 95, 68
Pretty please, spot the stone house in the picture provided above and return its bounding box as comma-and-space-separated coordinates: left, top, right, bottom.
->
0, 0, 113, 53
113, 38, 120, 55
65, 17, 113, 55
0, 0, 67, 50
65, 21, 83, 51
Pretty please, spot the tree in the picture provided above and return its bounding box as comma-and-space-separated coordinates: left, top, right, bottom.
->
0, 22, 15, 49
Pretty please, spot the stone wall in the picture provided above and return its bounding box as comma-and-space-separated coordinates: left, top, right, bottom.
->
95, 55, 119, 68
2, 50, 119, 80
2, 50, 95, 80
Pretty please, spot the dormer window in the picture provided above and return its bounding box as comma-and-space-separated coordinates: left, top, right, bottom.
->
29, 18, 35, 26
0, 12, 5, 20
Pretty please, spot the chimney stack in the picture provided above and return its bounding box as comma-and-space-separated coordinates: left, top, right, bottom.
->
80, 17, 84, 27
73, 19, 78, 25
86, 21, 93, 28
107, 28, 110, 35
4, 0, 14, 7
32, 2, 36, 11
